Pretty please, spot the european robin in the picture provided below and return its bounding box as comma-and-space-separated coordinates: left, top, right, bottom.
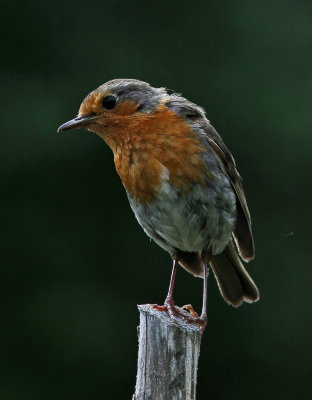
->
57, 79, 259, 328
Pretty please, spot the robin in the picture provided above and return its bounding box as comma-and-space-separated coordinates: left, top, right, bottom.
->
57, 79, 259, 329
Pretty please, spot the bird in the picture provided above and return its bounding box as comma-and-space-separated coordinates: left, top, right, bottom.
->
57, 79, 259, 329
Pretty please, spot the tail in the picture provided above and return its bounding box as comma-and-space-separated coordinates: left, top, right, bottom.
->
209, 240, 259, 307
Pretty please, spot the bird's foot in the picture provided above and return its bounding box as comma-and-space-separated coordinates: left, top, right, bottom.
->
182, 305, 207, 333
196, 313, 208, 333
151, 299, 207, 333
181, 304, 199, 318
151, 298, 192, 322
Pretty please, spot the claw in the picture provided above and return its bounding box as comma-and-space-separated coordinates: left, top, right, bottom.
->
150, 304, 167, 312
182, 304, 199, 318
182, 304, 207, 333
164, 297, 193, 321
197, 314, 207, 333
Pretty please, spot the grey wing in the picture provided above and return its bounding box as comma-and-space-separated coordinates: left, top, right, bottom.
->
166, 94, 254, 261
202, 121, 255, 261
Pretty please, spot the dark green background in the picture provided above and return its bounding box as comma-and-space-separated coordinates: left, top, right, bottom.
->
1, 1, 311, 399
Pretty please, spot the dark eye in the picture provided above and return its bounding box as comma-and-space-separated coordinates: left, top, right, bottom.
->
102, 95, 117, 110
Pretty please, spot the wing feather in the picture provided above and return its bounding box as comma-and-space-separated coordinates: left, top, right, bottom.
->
203, 123, 255, 261
166, 95, 255, 261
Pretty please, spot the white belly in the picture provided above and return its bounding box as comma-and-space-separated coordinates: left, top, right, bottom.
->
127, 169, 236, 256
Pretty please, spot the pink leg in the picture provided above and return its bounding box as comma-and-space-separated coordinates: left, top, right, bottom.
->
153, 259, 198, 322
199, 264, 209, 331
152, 259, 179, 314
163, 259, 193, 320
152, 255, 209, 333
165, 259, 178, 305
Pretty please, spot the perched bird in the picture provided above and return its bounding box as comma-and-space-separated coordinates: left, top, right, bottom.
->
58, 79, 259, 327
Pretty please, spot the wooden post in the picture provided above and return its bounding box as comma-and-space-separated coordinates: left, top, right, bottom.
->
133, 304, 202, 400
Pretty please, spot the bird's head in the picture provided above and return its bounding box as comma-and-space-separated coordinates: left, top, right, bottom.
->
57, 79, 170, 149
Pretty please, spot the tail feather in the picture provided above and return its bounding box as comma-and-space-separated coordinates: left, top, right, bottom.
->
176, 240, 259, 307
210, 240, 259, 307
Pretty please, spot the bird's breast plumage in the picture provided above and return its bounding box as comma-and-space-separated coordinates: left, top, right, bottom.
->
113, 105, 210, 203
112, 106, 236, 256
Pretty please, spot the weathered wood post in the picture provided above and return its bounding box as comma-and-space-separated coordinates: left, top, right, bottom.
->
133, 304, 202, 400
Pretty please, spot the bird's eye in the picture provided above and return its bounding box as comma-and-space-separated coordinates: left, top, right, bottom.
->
102, 95, 117, 110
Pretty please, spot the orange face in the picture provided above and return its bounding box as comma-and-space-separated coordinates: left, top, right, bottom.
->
79, 90, 142, 118
77, 89, 159, 151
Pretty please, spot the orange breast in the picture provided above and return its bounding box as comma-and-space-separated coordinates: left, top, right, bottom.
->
110, 105, 210, 203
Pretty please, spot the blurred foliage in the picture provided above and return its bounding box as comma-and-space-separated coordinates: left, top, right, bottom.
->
1, 0, 311, 399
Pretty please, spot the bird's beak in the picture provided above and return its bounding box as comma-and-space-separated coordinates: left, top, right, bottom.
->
57, 114, 98, 132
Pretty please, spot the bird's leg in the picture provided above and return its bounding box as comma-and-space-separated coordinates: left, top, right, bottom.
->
164, 258, 178, 309
182, 252, 209, 332
162, 258, 187, 320
151, 258, 192, 320
199, 262, 209, 330
152, 255, 209, 328
196, 251, 210, 332
151, 258, 178, 314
